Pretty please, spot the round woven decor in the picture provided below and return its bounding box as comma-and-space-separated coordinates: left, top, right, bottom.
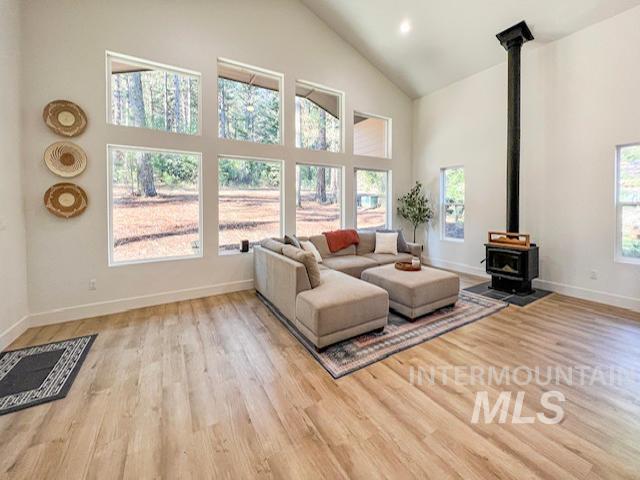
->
44, 183, 88, 218
42, 100, 88, 137
44, 142, 87, 178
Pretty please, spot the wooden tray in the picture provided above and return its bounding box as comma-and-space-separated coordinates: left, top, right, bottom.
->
395, 261, 421, 272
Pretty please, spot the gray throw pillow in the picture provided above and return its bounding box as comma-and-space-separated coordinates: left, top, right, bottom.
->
282, 245, 321, 288
284, 234, 302, 248
377, 229, 409, 253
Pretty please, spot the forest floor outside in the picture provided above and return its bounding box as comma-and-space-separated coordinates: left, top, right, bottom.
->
112, 187, 386, 261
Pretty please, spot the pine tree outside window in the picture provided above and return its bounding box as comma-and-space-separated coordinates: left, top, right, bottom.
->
107, 52, 200, 135
295, 80, 343, 153
218, 59, 283, 145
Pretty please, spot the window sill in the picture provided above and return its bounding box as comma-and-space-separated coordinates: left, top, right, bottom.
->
441, 237, 464, 244
109, 252, 202, 267
614, 255, 640, 266
219, 249, 254, 257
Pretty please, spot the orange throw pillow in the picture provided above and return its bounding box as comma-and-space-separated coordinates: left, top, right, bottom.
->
323, 229, 360, 253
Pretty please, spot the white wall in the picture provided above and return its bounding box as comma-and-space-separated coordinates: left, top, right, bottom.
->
414, 6, 640, 310
20, 0, 413, 324
0, 0, 29, 347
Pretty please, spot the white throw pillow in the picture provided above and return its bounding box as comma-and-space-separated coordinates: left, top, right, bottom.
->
300, 240, 323, 263
375, 232, 398, 255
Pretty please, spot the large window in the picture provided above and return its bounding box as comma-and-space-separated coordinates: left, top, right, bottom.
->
616, 144, 640, 263
218, 59, 283, 144
107, 52, 200, 135
441, 167, 465, 240
295, 81, 343, 153
354, 112, 391, 158
355, 169, 389, 229
218, 157, 282, 253
296, 164, 342, 236
108, 146, 202, 265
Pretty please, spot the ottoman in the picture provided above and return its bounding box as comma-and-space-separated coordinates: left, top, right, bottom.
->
361, 264, 460, 320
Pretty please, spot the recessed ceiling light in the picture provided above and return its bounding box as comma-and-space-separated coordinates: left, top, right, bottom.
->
400, 20, 411, 35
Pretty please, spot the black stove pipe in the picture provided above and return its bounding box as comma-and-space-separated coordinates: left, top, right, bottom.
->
496, 21, 533, 234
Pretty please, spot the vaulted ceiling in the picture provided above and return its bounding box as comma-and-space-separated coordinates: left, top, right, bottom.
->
301, 0, 640, 98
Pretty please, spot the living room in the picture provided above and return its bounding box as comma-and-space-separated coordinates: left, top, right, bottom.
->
1, 0, 639, 478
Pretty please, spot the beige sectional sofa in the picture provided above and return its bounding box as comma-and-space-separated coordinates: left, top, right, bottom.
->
254, 231, 423, 349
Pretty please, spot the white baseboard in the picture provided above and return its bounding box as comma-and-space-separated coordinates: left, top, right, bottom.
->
0, 315, 31, 351
28, 279, 255, 328
533, 279, 640, 312
424, 256, 639, 312
423, 256, 489, 278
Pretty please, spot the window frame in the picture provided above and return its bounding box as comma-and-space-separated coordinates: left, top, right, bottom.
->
440, 166, 465, 243
353, 111, 392, 159
105, 51, 203, 135
295, 79, 345, 154
615, 144, 640, 265
217, 58, 285, 146
106, 144, 204, 267
295, 162, 345, 235
217, 154, 285, 255
354, 167, 392, 230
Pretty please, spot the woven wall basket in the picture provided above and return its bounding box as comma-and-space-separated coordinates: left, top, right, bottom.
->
44, 142, 87, 178
42, 100, 88, 137
44, 183, 88, 218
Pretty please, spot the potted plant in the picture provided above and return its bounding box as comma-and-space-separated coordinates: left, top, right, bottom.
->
397, 181, 434, 242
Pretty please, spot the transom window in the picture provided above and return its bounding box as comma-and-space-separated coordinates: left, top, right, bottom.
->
107, 52, 200, 135
296, 164, 342, 236
108, 145, 202, 265
616, 144, 640, 263
218, 59, 283, 145
295, 81, 343, 153
355, 169, 390, 230
441, 167, 465, 240
218, 156, 282, 254
354, 112, 391, 158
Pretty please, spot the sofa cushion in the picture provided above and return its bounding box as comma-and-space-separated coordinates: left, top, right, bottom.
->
260, 238, 284, 254
356, 231, 376, 255
282, 246, 321, 288
375, 232, 399, 255
309, 235, 355, 257
321, 255, 378, 278
364, 252, 413, 266
296, 270, 388, 337
300, 240, 323, 263
377, 229, 410, 253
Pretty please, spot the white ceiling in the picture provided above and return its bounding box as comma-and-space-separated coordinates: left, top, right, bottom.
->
301, 0, 640, 98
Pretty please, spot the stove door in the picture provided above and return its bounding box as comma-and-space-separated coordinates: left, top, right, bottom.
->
487, 248, 523, 278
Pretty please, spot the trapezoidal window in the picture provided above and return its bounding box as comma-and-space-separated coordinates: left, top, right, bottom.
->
218, 59, 283, 145
107, 52, 200, 135
354, 112, 391, 158
295, 81, 343, 153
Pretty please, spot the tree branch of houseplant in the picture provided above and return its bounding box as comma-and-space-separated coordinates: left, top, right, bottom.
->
397, 181, 434, 243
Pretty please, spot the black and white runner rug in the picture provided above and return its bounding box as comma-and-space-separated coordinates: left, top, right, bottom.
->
0, 335, 96, 415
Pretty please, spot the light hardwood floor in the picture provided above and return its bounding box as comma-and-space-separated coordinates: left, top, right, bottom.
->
1, 275, 639, 479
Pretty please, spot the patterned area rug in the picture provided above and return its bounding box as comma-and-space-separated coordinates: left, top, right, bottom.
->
260, 291, 507, 378
0, 335, 96, 415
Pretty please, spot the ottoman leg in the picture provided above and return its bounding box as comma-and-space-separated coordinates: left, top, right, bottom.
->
372, 326, 385, 333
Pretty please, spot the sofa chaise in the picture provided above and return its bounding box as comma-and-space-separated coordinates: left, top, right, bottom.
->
254, 231, 423, 349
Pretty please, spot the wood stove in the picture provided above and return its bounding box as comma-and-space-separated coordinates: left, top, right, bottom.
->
485, 21, 540, 295
485, 232, 538, 294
